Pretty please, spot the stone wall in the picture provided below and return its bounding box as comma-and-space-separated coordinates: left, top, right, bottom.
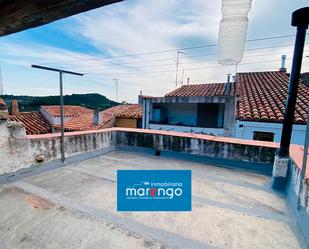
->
0, 123, 277, 176
0, 120, 115, 175
287, 160, 309, 244
116, 129, 276, 164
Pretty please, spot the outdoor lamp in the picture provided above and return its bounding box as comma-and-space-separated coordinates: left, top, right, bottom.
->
218, 0, 253, 65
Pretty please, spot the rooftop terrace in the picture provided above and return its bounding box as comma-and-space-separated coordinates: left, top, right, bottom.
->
0, 123, 308, 248
0, 149, 307, 249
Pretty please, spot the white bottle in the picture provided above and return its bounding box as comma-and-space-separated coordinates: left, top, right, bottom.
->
218, 0, 252, 65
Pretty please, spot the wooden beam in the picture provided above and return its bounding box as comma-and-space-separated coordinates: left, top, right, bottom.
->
0, 0, 123, 36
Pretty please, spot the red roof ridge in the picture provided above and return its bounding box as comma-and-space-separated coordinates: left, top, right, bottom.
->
237, 70, 288, 74
165, 82, 235, 97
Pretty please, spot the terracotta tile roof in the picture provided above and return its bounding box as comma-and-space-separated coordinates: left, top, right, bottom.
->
102, 104, 142, 119
163, 71, 308, 124
53, 104, 142, 132
237, 71, 309, 124
53, 111, 115, 131
165, 83, 235, 97
9, 112, 52, 135
41, 105, 93, 117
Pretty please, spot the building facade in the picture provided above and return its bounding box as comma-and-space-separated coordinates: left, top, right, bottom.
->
142, 70, 309, 145
141, 81, 237, 137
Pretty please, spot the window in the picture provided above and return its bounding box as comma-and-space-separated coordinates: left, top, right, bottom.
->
253, 131, 274, 142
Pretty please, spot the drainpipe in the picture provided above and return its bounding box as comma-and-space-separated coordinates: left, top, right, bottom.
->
278, 8, 309, 158
272, 7, 309, 190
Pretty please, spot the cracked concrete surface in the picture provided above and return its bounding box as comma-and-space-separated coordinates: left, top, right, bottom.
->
0, 150, 307, 249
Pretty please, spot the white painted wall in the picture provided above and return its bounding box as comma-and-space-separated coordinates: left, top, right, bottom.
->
149, 123, 225, 136
235, 120, 307, 146
40, 107, 70, 125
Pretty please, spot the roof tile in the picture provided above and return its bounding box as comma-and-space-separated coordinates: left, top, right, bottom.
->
41, 105, 93, 117
8, 112, 52, 135
165, 83, 235, 97
53, 104, 142, 132
237, 71, 309, 124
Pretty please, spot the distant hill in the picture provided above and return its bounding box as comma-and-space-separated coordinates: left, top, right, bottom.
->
1, 93, 119, 112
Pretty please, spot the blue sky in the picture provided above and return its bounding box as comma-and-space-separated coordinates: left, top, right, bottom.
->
0, 0, 308, 103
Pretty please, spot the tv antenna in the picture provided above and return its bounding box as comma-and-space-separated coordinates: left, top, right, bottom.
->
175, 51, 187, 88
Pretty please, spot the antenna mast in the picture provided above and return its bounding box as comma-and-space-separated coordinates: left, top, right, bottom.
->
175, 51, 187, 88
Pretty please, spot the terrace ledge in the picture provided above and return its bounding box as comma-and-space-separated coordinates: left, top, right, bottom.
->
26, 127, 308, 179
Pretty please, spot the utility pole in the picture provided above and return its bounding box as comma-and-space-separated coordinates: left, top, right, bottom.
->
175, 51, 186, 88
31, 64, 83, 162
113, 78, 120, 102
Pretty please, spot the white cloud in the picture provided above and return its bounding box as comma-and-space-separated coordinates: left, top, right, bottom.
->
1, 0, 308, 102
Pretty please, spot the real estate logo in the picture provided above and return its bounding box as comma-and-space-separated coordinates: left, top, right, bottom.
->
117, 170, 191, 211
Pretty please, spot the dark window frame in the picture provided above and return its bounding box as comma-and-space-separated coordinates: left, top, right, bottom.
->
253, 131, 275, 142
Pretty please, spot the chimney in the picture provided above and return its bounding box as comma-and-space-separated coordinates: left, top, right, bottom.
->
279, 55, 287, 72
11, 99, 19, 115
0, 98, 8, 119
187, 77, 190, 85
93, 109, 102, 125
225, 74, 231, 95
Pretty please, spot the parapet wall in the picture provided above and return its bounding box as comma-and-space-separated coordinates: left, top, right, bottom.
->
116, 129, 276, 168
0, 120, 115, 175
0, 122, 279, 176
287, 160, 309, 244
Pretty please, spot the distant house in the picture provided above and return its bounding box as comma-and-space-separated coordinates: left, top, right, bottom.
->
141, 70, 309, 145
235, 70, 308, 145
6, 103, 142, 134
141, 81, 236, 137
40, 105, 93, 126
53, 104, 142, 132
141, 80, 237, 137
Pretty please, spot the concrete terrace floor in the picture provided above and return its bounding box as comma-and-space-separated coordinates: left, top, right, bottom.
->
0, 150, 307, 249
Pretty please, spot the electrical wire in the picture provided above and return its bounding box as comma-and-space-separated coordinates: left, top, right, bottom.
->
41, 34, 298, 65
58, 42, 309, 73
72, 49, 309, 73
86, 58, 295, 77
